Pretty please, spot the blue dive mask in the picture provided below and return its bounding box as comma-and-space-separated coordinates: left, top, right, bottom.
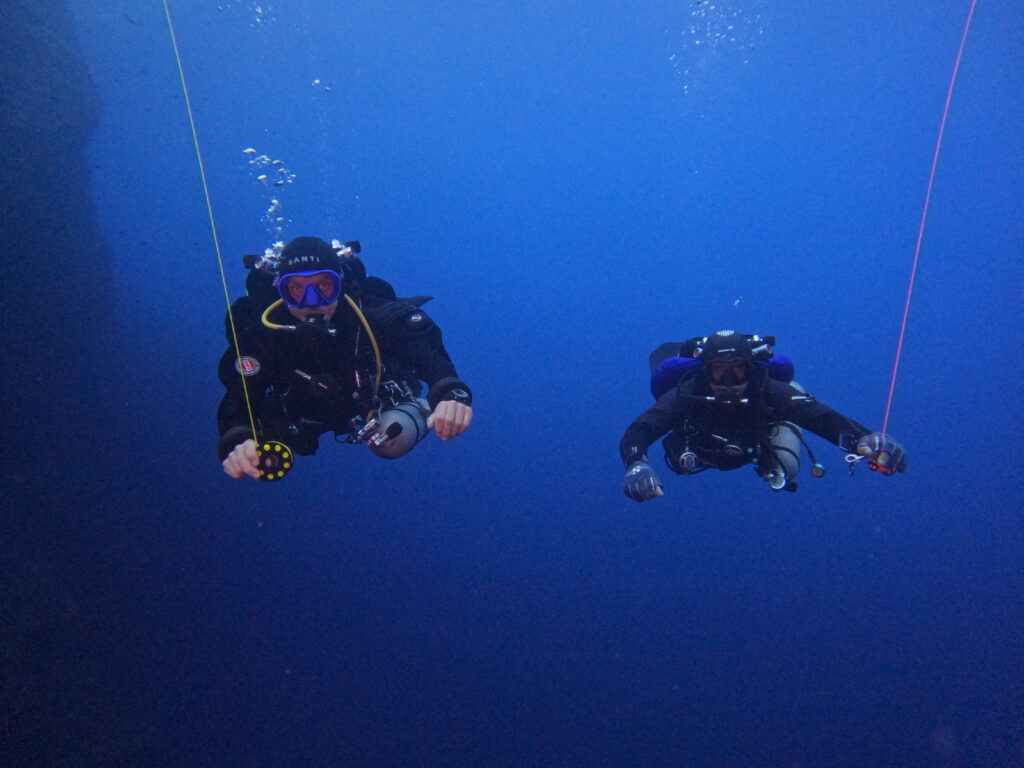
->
277, 269, 342, 308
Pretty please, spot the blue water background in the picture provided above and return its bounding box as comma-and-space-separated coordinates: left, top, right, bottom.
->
60, 1, 1023, 765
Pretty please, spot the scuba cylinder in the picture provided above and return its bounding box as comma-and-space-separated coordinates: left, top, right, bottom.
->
757, 383, 825, 491
349, 379, 431, 460
759, 380, 808, 492
762, 421, 802, 491
370, 400, 431, 459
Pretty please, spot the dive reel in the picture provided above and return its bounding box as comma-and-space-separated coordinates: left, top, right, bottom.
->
256, 440, 293, 482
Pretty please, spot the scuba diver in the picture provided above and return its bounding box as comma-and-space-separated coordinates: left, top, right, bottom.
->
620, 330, 908, 502
218, 236, 473, 480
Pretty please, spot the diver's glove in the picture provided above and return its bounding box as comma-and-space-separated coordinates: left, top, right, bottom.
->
623, 459, 665, 502
856, 433, 908, 475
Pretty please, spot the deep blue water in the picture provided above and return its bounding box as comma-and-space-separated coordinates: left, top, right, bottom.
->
39, 0, 1024, 765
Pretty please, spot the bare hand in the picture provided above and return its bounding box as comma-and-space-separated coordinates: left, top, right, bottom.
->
427, 401, 473, 440
223, 439, 261, 480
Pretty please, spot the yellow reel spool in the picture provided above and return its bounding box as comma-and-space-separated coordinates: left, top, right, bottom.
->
257, 441, 293, 482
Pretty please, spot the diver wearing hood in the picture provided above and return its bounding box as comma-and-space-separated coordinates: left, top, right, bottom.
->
217, 236, 473, 480
620, 330, 908, 501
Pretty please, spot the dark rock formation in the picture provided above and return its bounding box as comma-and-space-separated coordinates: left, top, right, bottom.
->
0, 3, 157, 765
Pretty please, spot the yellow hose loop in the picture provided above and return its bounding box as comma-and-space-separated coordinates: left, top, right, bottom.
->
260, 299, 291, 331
260, 295, 383, 405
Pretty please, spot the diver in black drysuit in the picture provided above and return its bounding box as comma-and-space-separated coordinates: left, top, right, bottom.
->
217, 236, 472, 469
620, 330, 908, 501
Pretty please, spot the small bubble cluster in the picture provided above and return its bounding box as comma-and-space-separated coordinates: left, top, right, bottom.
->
242, 148, 297, 187
687, 2, 745, 46
669, 0, 766, 93
243, 148, 294, 240
264, 240, 285, 265
264, 197, 287, 233
215, 1, 274, 28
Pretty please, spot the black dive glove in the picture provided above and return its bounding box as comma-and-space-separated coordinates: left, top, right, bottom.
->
623, 459, 664, 502
856, 433, 908, 475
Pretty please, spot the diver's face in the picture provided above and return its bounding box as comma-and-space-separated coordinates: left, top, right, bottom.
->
707, 361, 748, 385
277, 272, 341, 322
707, 360, 750, 401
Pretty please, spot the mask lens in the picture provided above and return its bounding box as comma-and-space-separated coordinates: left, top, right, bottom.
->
707, 360, 749, 400
284, 276, 306, 303
708, 361, 747, 384
278, 270, 342, 307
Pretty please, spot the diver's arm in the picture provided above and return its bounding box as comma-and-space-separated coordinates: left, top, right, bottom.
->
619, 388, 678, 466
216, 336, 270, 461
771, 382, 870, 446
409, 335, 469, 409
771, 382, 908, 473
384, 308, 473, 407
378, 308, 473, 438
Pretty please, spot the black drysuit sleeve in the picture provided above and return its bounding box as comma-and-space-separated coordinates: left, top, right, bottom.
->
216, 300, 273, 460
619, 387, 679, 466
765, 381, 871, 446
374, 306, 472, 408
